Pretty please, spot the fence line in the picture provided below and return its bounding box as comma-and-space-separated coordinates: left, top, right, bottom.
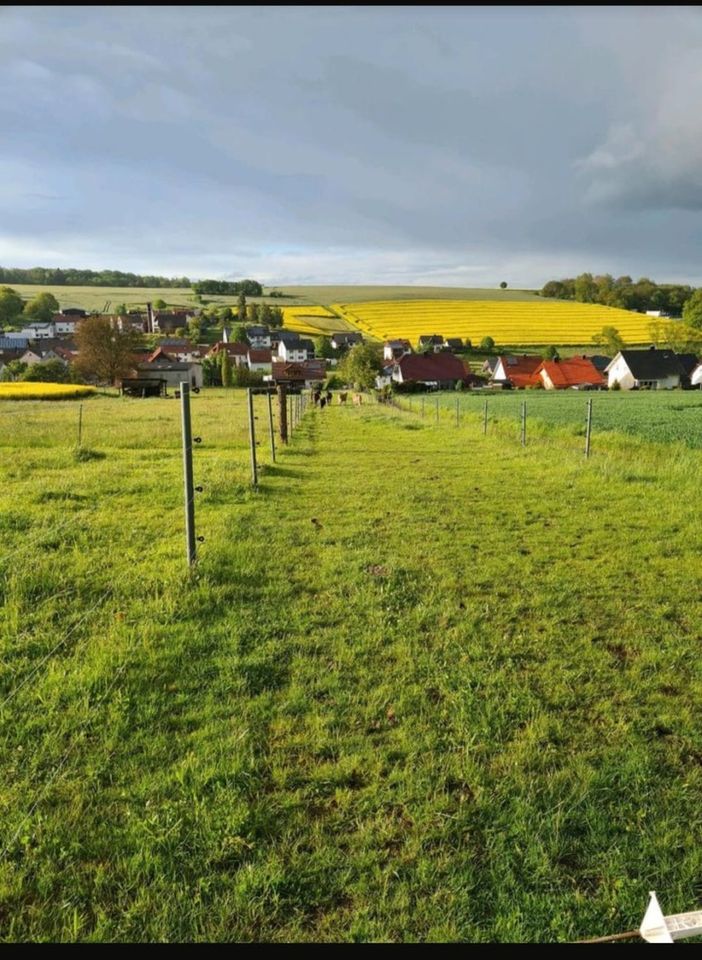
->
391, 391, 599, 459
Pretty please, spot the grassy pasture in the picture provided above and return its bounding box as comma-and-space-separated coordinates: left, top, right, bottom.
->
278, 286, 542, 304
1, 392, 702, 941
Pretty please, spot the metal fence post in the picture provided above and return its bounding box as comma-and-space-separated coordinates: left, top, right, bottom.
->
585, 397, 593, 458
180, 381, 197, 568
267, 390, 276, 462
77, 402, 83, 448
435, 395, 439, 424
421, 396, 425, 419
521, 399, 527, 447
456, 396, 460, 427
247, 388, 258, 487
483, 398, 488, 436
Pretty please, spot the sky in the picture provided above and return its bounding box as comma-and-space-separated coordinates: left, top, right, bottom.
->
1, 5, 702, 288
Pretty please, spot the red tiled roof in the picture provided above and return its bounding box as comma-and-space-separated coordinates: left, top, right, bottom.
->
207, 341, 248, 357
495, 355, 542, 388
147, 346, 176, 363
395, 352, 467, 382
248, 348, 272, 363
271, 360, 326, 381
537, 357, 606, 388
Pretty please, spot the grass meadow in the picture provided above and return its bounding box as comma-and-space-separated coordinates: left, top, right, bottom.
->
1, 390, 702, 941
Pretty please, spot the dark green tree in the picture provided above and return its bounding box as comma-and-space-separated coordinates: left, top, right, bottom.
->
24, 292, 59, 321
682, 289, 702, 330
220, 350, 233, 388
22, 359, 70, 383
0, 287, 24, 324
237, 291, 247, 323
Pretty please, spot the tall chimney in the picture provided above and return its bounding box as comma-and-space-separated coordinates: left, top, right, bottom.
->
146, 302, 154, 334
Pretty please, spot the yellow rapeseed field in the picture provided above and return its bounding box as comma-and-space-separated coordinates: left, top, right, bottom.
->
329, 299, 655, 346
0, 383, 97, 401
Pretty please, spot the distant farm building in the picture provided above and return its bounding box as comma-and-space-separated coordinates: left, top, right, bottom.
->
269, 359, 327, 388
388, 352, 471, 389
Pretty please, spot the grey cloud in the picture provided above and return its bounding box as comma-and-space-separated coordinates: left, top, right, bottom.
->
1, 6, 702, 284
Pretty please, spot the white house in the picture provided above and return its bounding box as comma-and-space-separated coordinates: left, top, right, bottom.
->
247, 348, 273, 374
16, 322, 56, 339
689, 363, 702, 388
278, 339, 312, 362
246, 325, 271, 349
605, 348, 698, 390
383, 339, 412, 362
53, 317, 78, 335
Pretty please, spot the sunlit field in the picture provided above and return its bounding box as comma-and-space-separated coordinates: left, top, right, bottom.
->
1, 390, 702, 941
0, 384, 97, 401
330, 300, 655, 347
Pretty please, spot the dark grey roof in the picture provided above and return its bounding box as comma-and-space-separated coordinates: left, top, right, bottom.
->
276, 330, 301, 343
588, 355, 612, 373
444, 337, 463, 348
618, 348, 698, 380
137, 361, 196, 372
298, 339, 315, 352
332, 332, 362, 343
0, 337, 29, 349
246, 325, 270, 336
419, 334, 443, 344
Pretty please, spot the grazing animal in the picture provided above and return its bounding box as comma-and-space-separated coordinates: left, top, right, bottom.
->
313, 390, 321, 406
320, 397, 327, 409
339, 392, 348, 404
353, 393, 363, 406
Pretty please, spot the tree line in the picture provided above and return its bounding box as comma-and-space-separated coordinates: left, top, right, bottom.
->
539, 274, 694, 316
192, 279, 263, 296
0, 266, 264, 295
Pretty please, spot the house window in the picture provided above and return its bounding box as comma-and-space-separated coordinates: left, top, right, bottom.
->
637, 380, 658, 390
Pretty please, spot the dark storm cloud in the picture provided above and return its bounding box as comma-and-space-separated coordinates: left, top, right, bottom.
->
1, 5, 702, 285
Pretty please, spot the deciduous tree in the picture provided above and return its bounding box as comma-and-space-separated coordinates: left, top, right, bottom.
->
682, 289, 702, 330
0, 287, 24, 324
74, 316, 144, 385
24, 292, 59, 322
338, 342, 383, 390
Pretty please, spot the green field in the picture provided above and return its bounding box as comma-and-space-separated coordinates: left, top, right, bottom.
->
279, 286, 542, 305
6, 284, 540, 315
1, 391, 702, 942
415, 388, 702, 450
